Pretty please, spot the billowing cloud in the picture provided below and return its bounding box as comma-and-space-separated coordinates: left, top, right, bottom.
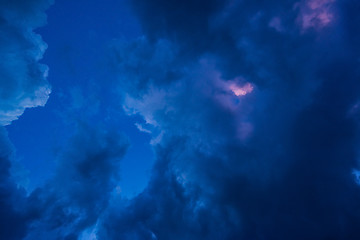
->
24, 123, 129, 240
0, 0, 52, 125
0, 122, 129, 240
99, 0, 360, 239
0, 1, 53, 239
1, 0, 360, 239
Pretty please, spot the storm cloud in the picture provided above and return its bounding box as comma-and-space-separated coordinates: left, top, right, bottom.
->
25, 123, 129, 240
101, 0, 360, 239
1, 0, 360, 239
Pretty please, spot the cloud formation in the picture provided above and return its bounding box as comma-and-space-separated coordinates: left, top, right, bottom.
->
0, 128, 29, 240
101, 0, 360, 239
0, 0, 52, 125
24, 123, 129, 240
0, 1, 52, 239
2, 0, 360, 239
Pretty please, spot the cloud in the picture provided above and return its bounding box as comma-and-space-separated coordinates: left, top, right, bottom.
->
24, 123, 129, 239
99, 0, 360, 239
0, 0, 53, 125
1, 0, 360, 239
0, 1, 53, 239
295, 0, 336, 31
0, 121, 129, 240
0, 127, 29, 240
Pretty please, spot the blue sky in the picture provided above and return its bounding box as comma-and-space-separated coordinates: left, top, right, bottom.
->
1, 0, 360, 239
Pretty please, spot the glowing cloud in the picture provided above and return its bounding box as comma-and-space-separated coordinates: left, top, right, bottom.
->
229, 82, 254, 97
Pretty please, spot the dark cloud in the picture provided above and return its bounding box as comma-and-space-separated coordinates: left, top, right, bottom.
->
107, 38, 182, 95
0, 1, 53, 239
24, 123, 129, 239
99, 0, 360, 239
1, 0, 360, 239
0, 0, 52, 125
0, 128, 29, 240
130, 0, 224, 54
0, 122, 128, 240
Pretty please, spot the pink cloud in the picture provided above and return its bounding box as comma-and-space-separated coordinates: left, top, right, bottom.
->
296, 0, 335, 31
213, 75, 255, 141
229, 82, 254, 97
196, 59, 256, 141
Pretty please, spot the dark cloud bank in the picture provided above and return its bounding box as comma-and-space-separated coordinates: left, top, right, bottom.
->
1, 0, 360, 239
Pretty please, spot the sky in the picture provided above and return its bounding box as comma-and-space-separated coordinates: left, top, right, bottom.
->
0, 0, 360, 239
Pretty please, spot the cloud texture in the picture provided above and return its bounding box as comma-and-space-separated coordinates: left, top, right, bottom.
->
25, 123, 129, 240
2, 0, 360, 239
0, 1, 52, 239
102, 0, 360, 239
0, 0, 52, 125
